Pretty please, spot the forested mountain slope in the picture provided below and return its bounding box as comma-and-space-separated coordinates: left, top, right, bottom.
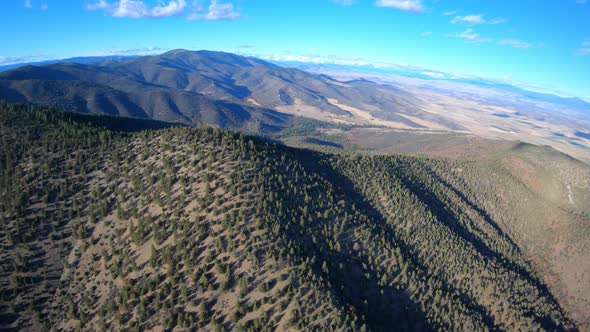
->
326, 152, 590, 331
0, 102, 587, 331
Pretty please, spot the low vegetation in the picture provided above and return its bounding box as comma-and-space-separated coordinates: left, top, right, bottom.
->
0, 102, 587, 331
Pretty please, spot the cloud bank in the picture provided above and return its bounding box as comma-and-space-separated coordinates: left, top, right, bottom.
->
375, 0, 423, 13
188, 0, 240, 20
87, 0, 239, 20
577, 40, 590, 55
0, 55, 46, 65
450, 29, 531, 49
333, 0, 355, 6
24, 0, 48, 10
451, 14, 505, 25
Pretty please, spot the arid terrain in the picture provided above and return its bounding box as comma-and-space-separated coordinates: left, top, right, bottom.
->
1, 51, 589, 332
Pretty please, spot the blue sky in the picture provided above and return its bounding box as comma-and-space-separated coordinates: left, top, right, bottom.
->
1, 0, 589, 100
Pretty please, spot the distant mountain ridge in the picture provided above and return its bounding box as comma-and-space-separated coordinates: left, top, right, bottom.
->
276, 60, 590, 112
2, 49, 590, 164
4, 51, 588, 114
0, 55, 136, 72
0, 49, 458, 131
0, 51, 303, 133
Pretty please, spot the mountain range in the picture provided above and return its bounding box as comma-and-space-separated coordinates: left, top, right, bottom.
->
1, 49, 589, 164
0, 50, 430, 128
1, 50, 590, 331
278, 60, 590, 114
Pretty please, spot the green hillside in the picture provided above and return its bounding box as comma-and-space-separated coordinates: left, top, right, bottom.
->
0, 102, 587, 331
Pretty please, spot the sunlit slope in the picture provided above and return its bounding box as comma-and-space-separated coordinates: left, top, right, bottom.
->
0, 102, 582, 331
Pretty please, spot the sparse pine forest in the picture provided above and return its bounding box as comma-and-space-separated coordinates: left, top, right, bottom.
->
0, 101, 587, 331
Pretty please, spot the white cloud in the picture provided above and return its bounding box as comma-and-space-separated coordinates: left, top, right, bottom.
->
577, 40, 590, 55
451, 14, 485, 24
0, 55, 47, 65
421, 71, 446, 78
498, 39, 531, 49
451, 14, 505, 25
87, 0, 230, 19
334, 0, 355, 5
247, 51, 465, 80
257, 53, 372, 67
188, 0, 240, 20
152, 0, 187, 17
421, 31, 432, 37
450, 29, 532, 49
375, 0, 423, 13
87, 0, 109, 10
24, 0, 48, 10
450, 28, 484, 42
252, 52, 451, 76
443, 10, 457, 16
112, 0, 149, 18
488, 17, 506, 24
106, 46, 167, 55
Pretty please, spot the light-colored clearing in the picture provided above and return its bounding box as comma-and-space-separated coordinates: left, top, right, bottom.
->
246, 97, 262, 106
396, 113, 447, 130
326, 98, 414, 129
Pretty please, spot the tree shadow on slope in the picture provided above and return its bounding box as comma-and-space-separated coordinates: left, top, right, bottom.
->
275, 147, 432, 331
394, 162, 572, 331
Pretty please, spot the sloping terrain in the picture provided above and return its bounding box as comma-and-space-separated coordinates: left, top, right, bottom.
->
328, 150, 590, 331
295, 62, 590, 163
0, 60, 292, 134
2, 50, 590, 163
0, 50, 455, 130
1, 102, 588, 331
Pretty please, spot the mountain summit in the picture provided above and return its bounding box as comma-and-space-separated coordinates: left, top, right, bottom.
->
0, 50, 457, 131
